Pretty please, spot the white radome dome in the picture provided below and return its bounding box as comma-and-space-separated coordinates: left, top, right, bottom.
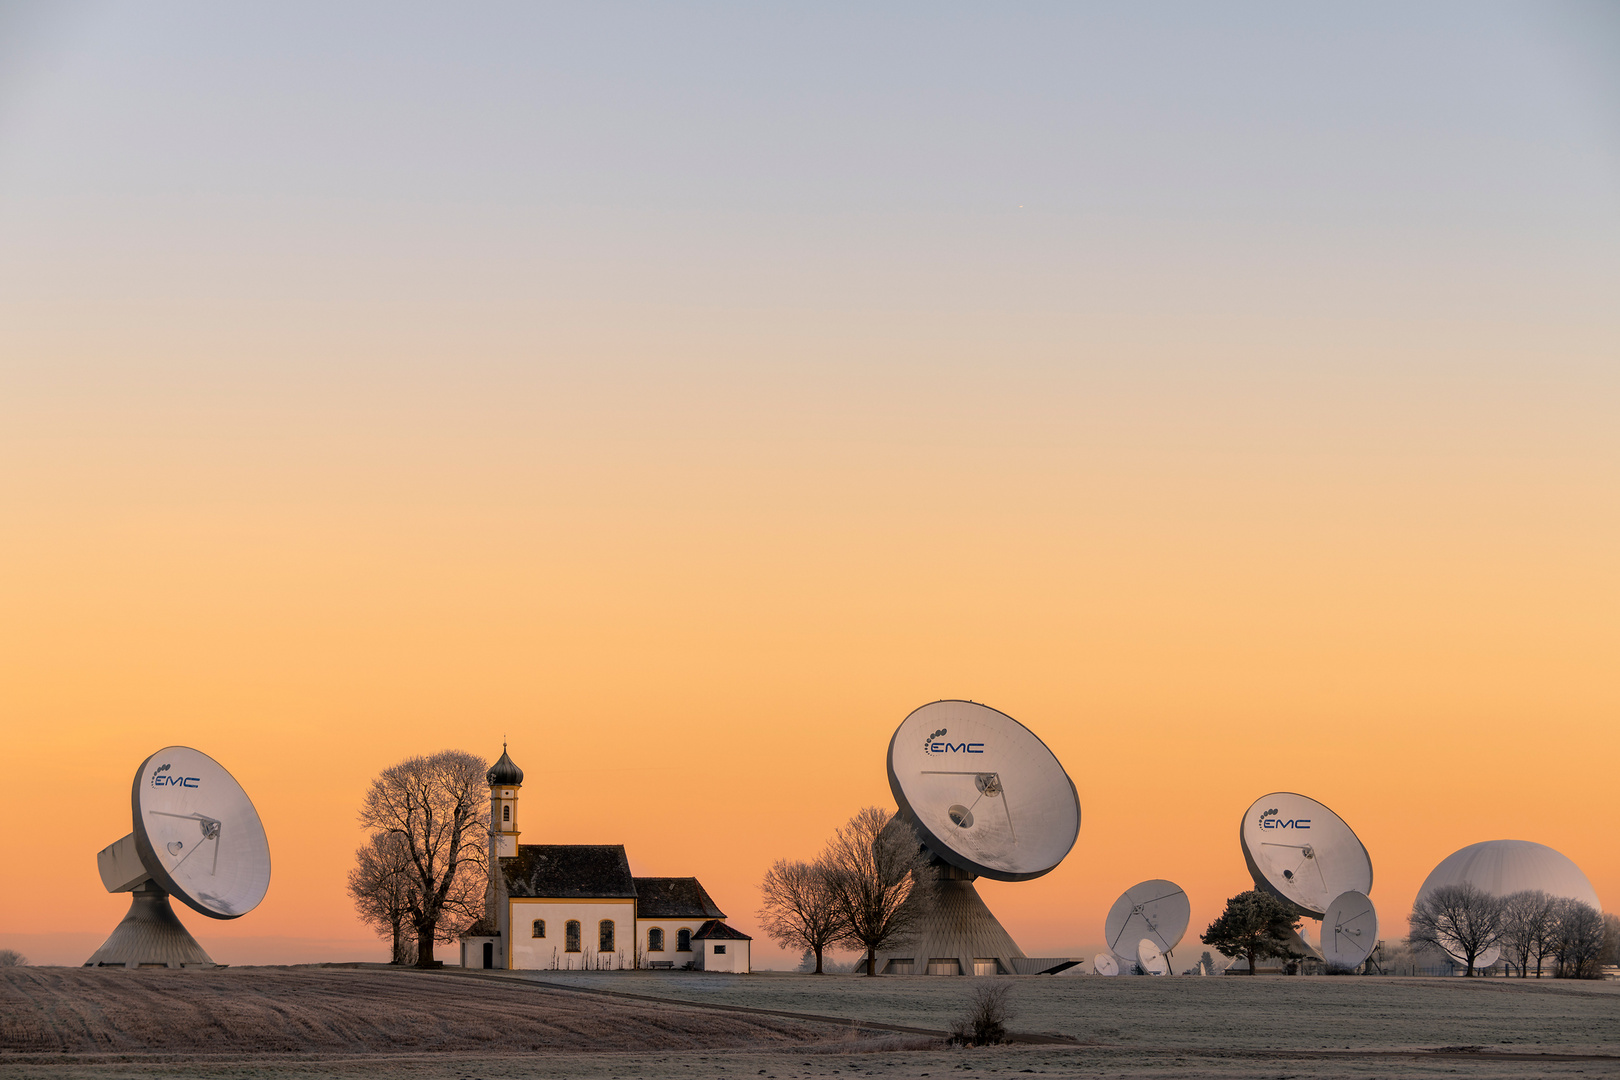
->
1418, 840, 1600, 910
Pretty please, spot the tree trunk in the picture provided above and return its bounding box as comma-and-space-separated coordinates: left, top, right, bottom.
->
416, 922, 437, 967
1245, 945, 1257, 974
866, 946, 877, 976
813, 946, 823, 975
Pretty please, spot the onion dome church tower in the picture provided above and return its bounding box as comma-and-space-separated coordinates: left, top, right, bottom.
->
485, 745, 522, 926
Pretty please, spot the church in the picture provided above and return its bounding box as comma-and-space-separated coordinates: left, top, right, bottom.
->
459, 745, 751, 973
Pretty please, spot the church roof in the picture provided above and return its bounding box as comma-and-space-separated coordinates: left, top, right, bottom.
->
632, 877, 726, 920
487, 745, 524, 786
692, 919, 752, 941
503, 844, 636, 899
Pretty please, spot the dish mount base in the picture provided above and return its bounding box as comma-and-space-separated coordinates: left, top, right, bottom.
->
84, 881, 216, 969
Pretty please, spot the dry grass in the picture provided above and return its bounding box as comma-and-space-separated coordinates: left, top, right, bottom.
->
0, 966, 854, 1055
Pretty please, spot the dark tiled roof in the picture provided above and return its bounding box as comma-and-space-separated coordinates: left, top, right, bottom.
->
487, 745, 524, 785
503, 845, 636, 899
692, 919, 752, 941
458, 918, 498, 938
632, 877, 726, 920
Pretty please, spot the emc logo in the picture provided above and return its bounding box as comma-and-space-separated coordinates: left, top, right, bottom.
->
151, 764, 200, 789
1257, 808, 1309, 829
923, 729, 985, 755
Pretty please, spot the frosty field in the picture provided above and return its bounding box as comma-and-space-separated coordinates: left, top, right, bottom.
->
3, 966, 1617, 1079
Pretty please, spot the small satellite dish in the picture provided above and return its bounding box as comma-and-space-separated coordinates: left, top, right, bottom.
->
1093, 952, 1120, 976
1322, 890, 1378, 969
1240, 792, 1372, 917
1136, 938, 1169, 976
86, 747, 271, 968
1104, 879, 1191, 959
887, 700, 1079, 881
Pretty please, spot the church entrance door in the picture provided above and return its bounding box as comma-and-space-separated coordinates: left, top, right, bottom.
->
482, 942, 493, 969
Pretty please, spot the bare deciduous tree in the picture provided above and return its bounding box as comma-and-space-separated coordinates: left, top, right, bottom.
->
0, 949, 25, 966
820, 807, 934, 977
1601, 912, 1620, 971
358, 749, 489, 967
1408, 883, 1505, 976
1500, 890, 1559, 978
757, 858, 848, 974
347, 832, 419, 965
1548, 897, 1605, 979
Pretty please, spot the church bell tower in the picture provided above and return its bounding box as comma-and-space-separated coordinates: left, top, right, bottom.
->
488, 743, 523, 859
485, 744, 523, 930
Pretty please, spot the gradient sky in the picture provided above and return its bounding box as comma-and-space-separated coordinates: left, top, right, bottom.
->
2, 1, 1617, 969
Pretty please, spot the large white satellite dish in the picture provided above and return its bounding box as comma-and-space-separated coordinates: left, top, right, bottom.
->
888, 700, 1079, 881
1240, 792, 1372, 917
1136, 938, 1170, 976
86, 747, 271, 968
1321, 890, 1378, 969
1104, 879, 1190, 960
1093, 952, 1120, 976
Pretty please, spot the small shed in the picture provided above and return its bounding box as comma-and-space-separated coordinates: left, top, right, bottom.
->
692, 919, 752, 973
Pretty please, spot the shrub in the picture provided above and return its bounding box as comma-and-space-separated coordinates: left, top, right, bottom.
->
949, 981, 1014, 1046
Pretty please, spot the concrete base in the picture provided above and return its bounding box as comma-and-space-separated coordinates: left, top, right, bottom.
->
84, 882, 216, 969
859, 869, 1027, 975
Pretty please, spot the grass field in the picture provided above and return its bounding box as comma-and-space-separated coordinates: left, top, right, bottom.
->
4, 966, 1617, 1079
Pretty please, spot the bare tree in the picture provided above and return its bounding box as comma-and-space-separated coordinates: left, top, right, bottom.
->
0, 949, 25, 966
1548, 898, 1605, 979
347, 832, 419, 964
1408, 883, 1504, 976
1601, 912, 1620, 971
1500, 890, 1559, 978
820, 807, 934, 977
757, 859, 848, 974
358, 749, 489, 967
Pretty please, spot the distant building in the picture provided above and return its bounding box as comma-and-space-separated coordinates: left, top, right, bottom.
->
459, 745, 750, 972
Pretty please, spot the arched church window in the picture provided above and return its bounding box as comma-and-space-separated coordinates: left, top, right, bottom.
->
676, 928, 692, 952
565, 920, 581, 952
502, 805, 510, 823
532, 919, 545, 938
599, 920, 615, 952
648, 927, 664, 952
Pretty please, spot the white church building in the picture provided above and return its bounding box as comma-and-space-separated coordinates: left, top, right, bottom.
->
460, 746, 751, 973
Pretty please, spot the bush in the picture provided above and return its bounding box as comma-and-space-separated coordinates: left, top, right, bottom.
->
0, 949, 26, 967
949, 981, 1014, 1046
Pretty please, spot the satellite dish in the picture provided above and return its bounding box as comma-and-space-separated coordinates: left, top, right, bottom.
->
1093, 952, 1120, 976
131, 746, 272, 918
1240, 792, 1372, 917
887, 700, 1079, 881
1136, 938, 1169, 976
1321, 890, 1378, 969
1104, 879, 1190, 959
86, 747, 271, 968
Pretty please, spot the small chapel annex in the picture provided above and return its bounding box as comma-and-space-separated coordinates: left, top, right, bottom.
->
459, 745, 751, 973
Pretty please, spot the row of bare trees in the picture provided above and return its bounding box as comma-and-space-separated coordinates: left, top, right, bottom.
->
757, 807, 935, 976
347, 750, 490, 967
1408, 883, 1613, 978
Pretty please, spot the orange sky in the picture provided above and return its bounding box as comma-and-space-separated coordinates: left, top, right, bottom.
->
1, 4, 1617, 968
